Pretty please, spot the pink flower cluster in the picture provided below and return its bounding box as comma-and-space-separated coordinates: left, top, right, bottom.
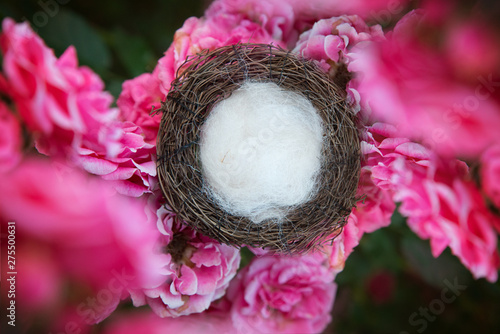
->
362, 123, 500, 281
293, 15, 384, 74
0, 18, 158, 197
0, 159, 164, 327
0, 14, 243, 330
2, 0, 500, 332
287, 0, 500, 285
131, 205, 240, 317
481, 145, 500, 213
107, 254, 336, 334
226, 254, 336, 334
204, 0, 410, 46
293, 14, 384, 117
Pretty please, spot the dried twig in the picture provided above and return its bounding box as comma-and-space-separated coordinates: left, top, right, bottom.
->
157, 43, 360, 253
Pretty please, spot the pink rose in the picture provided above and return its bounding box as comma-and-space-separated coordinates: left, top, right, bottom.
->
0, 158, 165, 324
227, 255, 336, 333
0, 100, 22, 172
76, 121, 157, 197
481, 145, 500, 213
397, 160, 500, 282
291, 14, 384, 116
81, 71, 167, 197
117, 72, 164, 145
354, 168, 395, 234
361, 122, 431, 191
131, 206, 241, 317
293, 15, 383, 72
208, 0, 411, 38
206, 0, 299, 46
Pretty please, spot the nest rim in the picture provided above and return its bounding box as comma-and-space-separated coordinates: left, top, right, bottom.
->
156, 43, 360, 253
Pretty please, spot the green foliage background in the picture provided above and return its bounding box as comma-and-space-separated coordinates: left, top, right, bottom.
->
1, 1, 499, 333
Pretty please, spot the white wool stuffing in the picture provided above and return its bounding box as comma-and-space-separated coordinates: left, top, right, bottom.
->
199, 81, 324, 223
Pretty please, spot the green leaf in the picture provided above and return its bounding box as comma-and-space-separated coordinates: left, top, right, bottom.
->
106, 77, 126, 101
106, 28, 156, 78
401, 234, 471, 288
239, 247, 255, 270
37, 9, 111, 74
358, 228, 404, 272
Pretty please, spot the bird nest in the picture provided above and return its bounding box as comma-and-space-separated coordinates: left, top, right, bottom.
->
156, 44, 360, 253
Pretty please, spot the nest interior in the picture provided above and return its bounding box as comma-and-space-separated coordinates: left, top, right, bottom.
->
156, 43, 360, 253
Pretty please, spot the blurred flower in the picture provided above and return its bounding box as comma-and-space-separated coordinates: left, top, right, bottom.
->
326, 0, 412, 20
102, 309, 235, 334
0, 158, 165, 324
0, 100, 22, 172
445, 22, 500, 79
15, 244, 63, 314
481, 145, 500, 214
350, 10, 500, 157
48, 308, 93, 334
366, 270, 396, 304
131, 206, 241, 317
226, 254, 336, 334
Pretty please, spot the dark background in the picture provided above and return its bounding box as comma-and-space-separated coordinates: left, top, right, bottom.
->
1, 1, 499, 333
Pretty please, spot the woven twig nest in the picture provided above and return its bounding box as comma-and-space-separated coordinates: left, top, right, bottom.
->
157, 44, 360, 252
